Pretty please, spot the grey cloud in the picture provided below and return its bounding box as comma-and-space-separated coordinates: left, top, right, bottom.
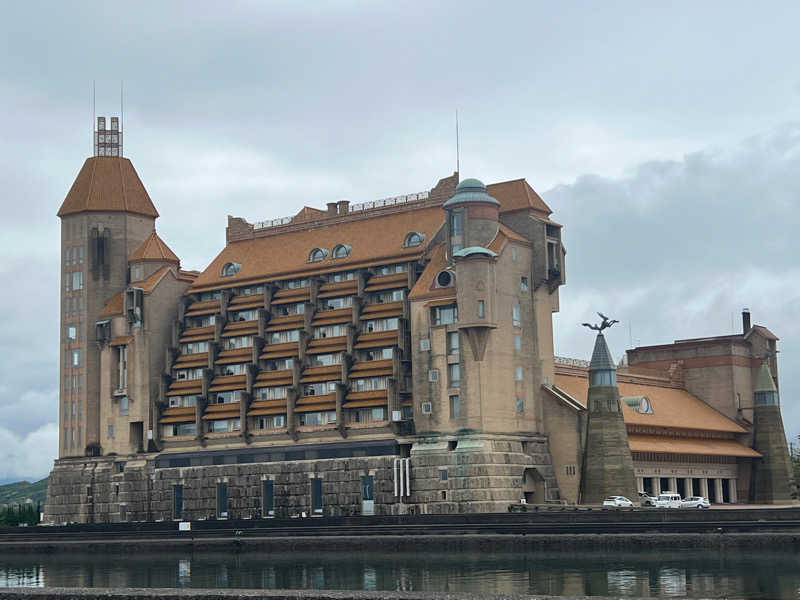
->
546, 123, 800, 443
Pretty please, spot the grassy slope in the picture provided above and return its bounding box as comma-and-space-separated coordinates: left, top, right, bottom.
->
0, 478, 49, 505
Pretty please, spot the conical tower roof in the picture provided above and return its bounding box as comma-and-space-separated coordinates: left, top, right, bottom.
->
754, 361, 777, 393
129, 230, 179, 264
589, 333, 616, 372
57, 156, 158, 218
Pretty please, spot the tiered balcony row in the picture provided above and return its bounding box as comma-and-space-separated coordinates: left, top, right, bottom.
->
158, 265, 416, 446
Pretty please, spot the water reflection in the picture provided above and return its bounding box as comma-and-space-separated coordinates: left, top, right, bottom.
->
0, 549, 798, 599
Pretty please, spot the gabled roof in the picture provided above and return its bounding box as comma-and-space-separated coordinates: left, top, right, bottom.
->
555, 373, 747, 433
293, 206, 326, 223
190, 206, 446, 291
97, 265, 177, 317
747, 324, 779, 341
408, 243, 452, 301
129, 230, 180, 263
487, 178, 552, 216
57, 157, 159, 218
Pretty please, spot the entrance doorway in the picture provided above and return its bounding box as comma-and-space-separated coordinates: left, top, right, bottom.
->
522, 468, 546, 504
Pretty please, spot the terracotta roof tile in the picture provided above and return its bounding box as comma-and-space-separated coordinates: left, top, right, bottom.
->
628, 435, 761, 457
131, 264, 174, 292
408, 243, 453, 301
487, 178, 551, 216
554, 374, 747, 434
99, 291, 124, 317
189, 206, 445, 291
129, 230, 180, 263
57, 157, 159, 218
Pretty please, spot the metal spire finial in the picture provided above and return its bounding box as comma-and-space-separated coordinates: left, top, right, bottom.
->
582, 312, 619, 332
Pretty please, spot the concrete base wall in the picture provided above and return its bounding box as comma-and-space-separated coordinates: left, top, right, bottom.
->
44, 435, 560, 523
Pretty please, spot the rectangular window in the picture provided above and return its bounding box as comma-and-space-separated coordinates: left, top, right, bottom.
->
78, 246, 84, 264
511, 246, 518, 261
173, 485, 183, 520
258, 414, 286, 429
231, 309, 259, 322
514, 334, 522, 351
447, 332, 460, 355
515, 366, 523, 381
66, 325, 77, 342
352, 376, 388, 392
439, 469, 448, 482
180, 341, 208, 354
118, 346, 127, 391
448, 363, 461, 388
512, 304, 521, 327
304, 381, 338, 396
262, 480, 275, 516
516, 396, 524, 413
65, 274, 71, 292
432, 304, 458, 326
309, 352, 343, 366
217, 482, 228, 518
331, 271, 356, 282
351, 406, 387, 423
521, 276, 529, 291
258, 386, 288, 400
318, 296, 352, 310
108, 424, 115, 438
363, 318, 399, 333
477, 300, 485, 318
265, 357, 294, 371
221, 363, 246, 376
268, 329, 300, 344
361, 475, 374, 501
449, 395, 460, 419
72, 349, 81, 367
298, 410, 336, 426
450, 211, 463, 236
225, 335, 254, 349
360, 347, 393, 361
311, 477, 323, 514
119, 396, 129, 416
65, 248, 72, 266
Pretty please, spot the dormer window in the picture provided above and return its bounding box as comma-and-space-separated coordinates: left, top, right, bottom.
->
404, 232, 425, 248
309, 248, 329, 263
221, 262, 241, 277
332, 244, 351, 259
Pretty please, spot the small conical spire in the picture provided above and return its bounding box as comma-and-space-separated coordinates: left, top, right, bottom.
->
754, 361, 779, 406
588, 333, 617, 387
589, 333, 616, 372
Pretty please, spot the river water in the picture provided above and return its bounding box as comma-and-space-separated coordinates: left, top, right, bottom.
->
1, 548, 798, 598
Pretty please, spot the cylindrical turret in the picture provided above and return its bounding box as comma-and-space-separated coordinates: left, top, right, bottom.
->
443, 178, 499, 256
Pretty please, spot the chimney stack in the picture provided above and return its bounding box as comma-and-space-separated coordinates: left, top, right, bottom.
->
326, 202, 338, 217
742, 308, 751, 334
337, 200, 350, 215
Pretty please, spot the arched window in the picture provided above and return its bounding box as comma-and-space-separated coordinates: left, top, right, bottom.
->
332, 244, 351, 259
309, 248, 328, 263
221, 262, 241, 277
404, 232, 425, 247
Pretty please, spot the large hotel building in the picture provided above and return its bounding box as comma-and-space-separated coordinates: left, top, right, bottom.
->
45, 119, 796, 522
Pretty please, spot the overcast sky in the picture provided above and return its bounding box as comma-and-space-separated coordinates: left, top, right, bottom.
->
1, 1, 799, 481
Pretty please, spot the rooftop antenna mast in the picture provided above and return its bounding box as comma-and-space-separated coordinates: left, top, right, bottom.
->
92, 80, 96, 156
455, 110, 460, 175
120, 80, 124, 157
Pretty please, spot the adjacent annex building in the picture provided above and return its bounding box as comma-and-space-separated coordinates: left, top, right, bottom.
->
45, 119, 796, 523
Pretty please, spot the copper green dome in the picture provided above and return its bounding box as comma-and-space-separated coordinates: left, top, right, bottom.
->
443, 177, 500, 208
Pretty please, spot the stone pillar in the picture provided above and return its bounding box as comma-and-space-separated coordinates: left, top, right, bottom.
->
652, 477, 661, 496
684, 478, 693, 498
700, 478, 709, 500
729, 478, 738, 504
637, 477, 644, 493
668, 477, 678, 494
714, 478, 724, 504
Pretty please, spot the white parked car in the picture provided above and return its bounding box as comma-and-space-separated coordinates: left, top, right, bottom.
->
603, 496, 634, 507
655, 492, 682, 508
638, 492, 657, 507
681, 496, 711, 509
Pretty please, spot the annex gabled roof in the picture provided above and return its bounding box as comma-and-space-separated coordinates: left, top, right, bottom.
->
57, 157, 159, 218
554, 373, 747, 434
97, 265, 180, 317
129, 230, 180, 264
487, 178, 552, 216
190, 205, 446, 291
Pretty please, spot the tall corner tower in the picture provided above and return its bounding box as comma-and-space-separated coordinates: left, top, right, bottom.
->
751, 361, 797, 503
579, 331, 639, 504
57, 115, 158, 458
